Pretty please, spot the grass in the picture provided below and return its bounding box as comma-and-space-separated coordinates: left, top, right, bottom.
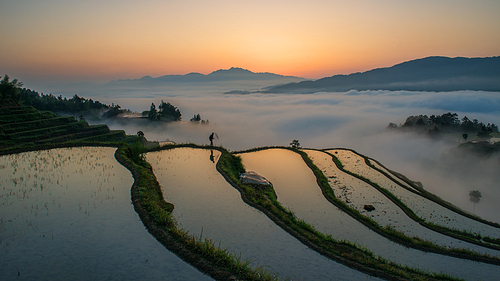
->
221, 146, 462, 281
317, 149, 500, 263
352, 149, 500, 250
365, 152, 500, 229
116, 143, 280, 281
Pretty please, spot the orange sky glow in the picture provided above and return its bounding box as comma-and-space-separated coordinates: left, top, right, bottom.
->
1, 0, 499, 86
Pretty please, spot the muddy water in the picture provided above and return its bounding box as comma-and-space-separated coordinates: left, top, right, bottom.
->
238, 148, 500, 281
147, 148, 380, 280
0, 147, 210, 280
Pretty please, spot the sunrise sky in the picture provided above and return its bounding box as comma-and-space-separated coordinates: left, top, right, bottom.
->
1, 0, 499, 85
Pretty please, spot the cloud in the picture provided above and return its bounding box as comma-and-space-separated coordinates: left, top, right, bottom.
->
345, 90, 500, 114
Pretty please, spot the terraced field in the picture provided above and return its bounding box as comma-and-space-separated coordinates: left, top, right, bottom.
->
2, 103, 499, 280
0, 102, 128, 149
237, 148, 500, 280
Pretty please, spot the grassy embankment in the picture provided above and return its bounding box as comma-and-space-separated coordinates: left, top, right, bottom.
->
294, 147, 500, 265
116, 143, 280, 281
221, 146, 462, 281
325, 148, 500, 251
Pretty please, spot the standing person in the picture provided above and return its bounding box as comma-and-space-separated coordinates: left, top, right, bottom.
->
209, 132, 215, 146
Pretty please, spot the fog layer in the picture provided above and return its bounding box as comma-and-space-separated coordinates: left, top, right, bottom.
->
64, 84, 500, 224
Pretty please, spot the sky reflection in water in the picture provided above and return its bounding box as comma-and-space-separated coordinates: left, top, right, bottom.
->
147, 147, 381, 281
0, 147, 210, 280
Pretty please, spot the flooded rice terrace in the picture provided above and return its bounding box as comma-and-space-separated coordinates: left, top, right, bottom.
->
146, 147, 380, 280
2, 145, 499, 280
309, 149, 500, 257
238, 148, 500, 280
0, 147, 209, 280
330, 149, 500, 240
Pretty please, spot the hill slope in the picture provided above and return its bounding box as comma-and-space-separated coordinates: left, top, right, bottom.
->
109, 67, 306, 85
0, 100, 131, 150
265, 56, 500, 93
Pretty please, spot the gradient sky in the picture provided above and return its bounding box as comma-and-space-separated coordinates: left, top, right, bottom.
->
1, 0, 499, 85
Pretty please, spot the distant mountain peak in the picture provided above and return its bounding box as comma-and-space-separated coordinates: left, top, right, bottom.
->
265, 56, 500, 93
106, 67, 306, 85
209, 67, 254, 75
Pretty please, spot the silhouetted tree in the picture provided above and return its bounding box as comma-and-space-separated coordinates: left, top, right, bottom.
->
190, 114, 201, 122
387, 123, 398, 129
148, 103, 159, 120
0, 75, 23, 103
440, 112, 459, 128
392, 112, 497, 138
490, 123, 499, 132
102, 104, 122, 118
137, 131, 145, 137
461, 116, 475, 132
416, 118, 426, 126
158, 100, 181, 121
290, 139, 301, 148
19, 88, 111, 113
469, 190, 482, 213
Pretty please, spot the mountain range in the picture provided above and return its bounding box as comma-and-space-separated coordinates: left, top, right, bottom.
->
108, 67, 306, 85
263, 56, 500, 93
106, 56, 500, 93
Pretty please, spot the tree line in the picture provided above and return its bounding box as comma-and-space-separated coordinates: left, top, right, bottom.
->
189, 113, 209, 124
145, 101, 182, 121
388, 112, 499, 138
20, 88, 112, 114
3, 74, 208, 125
1, 75, 185, 122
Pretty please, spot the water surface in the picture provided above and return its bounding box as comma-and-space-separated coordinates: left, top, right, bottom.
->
238, 148, 500, 280
0, 147, 210, 280
330, 149, 500, 241
147, 147, 380, 280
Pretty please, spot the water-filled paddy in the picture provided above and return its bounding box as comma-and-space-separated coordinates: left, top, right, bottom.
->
304, 149, 427, 234
147, 147, 380, 280
3, 145, 499, 280
309, 149, 500, 257
0, 147, 210, 280
238, 148, 500, 280
329, 149, 500, 241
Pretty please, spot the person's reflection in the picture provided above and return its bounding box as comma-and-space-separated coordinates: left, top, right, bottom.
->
210, 150, 215, 163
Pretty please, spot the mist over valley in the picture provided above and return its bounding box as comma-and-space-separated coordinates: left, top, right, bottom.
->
35, 58, 500, 224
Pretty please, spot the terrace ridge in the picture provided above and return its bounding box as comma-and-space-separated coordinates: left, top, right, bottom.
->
0, 100, 126, 150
